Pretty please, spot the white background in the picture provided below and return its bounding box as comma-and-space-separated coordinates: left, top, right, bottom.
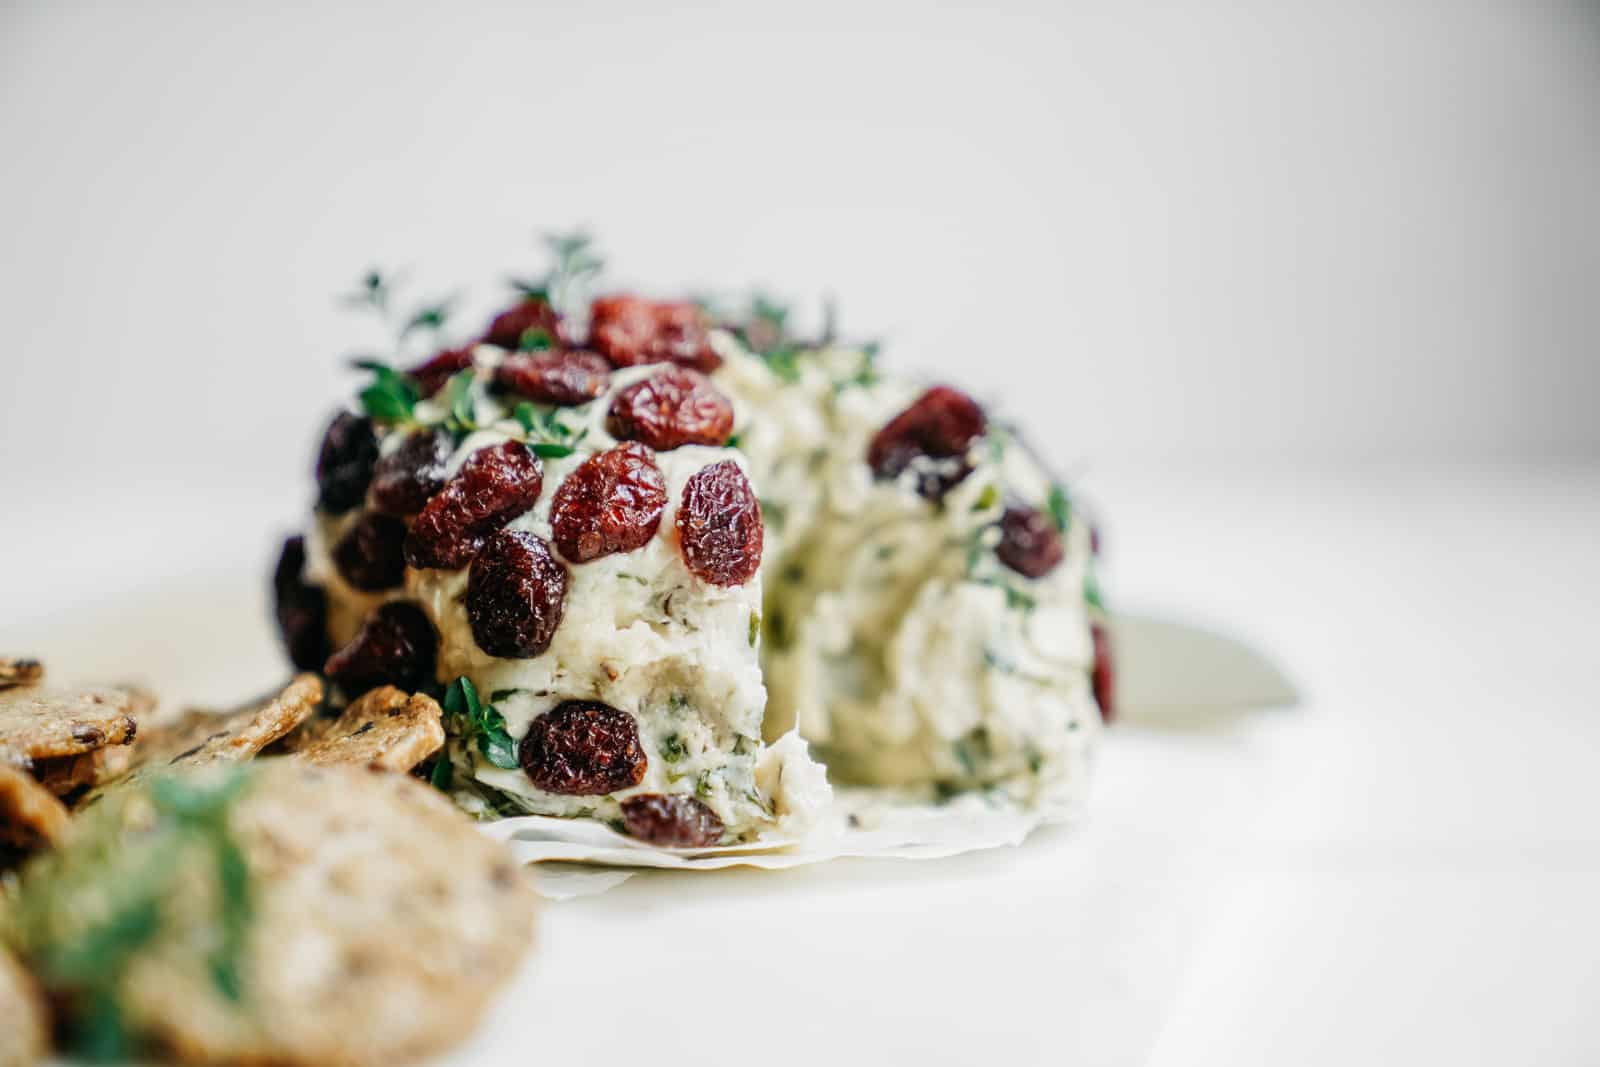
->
3, 3, 1599, 1066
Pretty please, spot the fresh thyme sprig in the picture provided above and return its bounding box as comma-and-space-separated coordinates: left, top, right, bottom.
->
443, 677, 518, 770
512, 402, 588, 458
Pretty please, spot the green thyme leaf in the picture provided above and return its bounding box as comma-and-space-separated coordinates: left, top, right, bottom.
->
354, 360, 419, 422
1047, 484, 1072, 533
444, 676, 518, 770
442, 369, 478, 432
973, 484, 1000, 512
518, 326, 555, 352
429, 757, 453, 792
660, 734, 687, 764
529, 442, 576, 459
401, 297, 454, 338
1084, 568, 1105, 612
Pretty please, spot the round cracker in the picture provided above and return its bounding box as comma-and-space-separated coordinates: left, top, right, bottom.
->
0, 657, 44, 690
289, 688, 445, 773
9, 760, 536, 1066
0, 685, 136, 762
0, 945, 49, 1067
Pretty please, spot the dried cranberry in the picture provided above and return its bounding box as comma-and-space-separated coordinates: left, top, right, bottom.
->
495, 349, 611, 406
272, 536, 329, 672
331, 512, 409, 591
323, 602, 438, 694
519, 701, 646, 795
621, 794, 724, 847
589, 295, 721, 372
370, 428, 453, 516
866, 386, 986, 500
608, 366, 734, 451
315, 412, 379, 514
467, 530, 569, 658
549, 443, 666, 563
1091, 622, 1115, 724
405, 346, 475, 399
995, 506, 1064, 579
676, 460, 763, 587
482, 297, 562, 351
404, 442, 543, 570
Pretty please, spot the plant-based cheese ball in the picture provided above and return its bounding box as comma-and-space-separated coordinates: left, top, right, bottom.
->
275, 248, 1109, 842
290, 318, 830, 846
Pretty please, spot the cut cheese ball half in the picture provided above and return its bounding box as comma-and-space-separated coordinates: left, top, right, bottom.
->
299, 351, 830, 847
712, 335, 1103, 809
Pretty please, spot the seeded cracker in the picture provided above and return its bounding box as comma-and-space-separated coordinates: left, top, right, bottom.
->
289, 687, 445, 772
0, 657, 44, 689
0, 763, 70, 852
0, 945, 49, 1067
0, 685, 136, 763
131, 674, 322, 770
7, 761, 537, 1066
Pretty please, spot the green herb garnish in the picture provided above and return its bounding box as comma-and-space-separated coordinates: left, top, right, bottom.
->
659, 734, 687, 764
443, 677, 518, 770
353, 359, 420, 422
441, 369, 479, 433
748, 611, 761, 647
1047, 483, 1072, 533
513, 401, 586, 457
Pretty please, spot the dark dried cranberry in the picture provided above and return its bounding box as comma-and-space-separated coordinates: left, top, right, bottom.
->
589, 295, 721, 372
404, 442, 543, 571
549, 443, 666, 563
676, 460, 763, 587
482, 297, 562, 351
519, 701, 646, 795
467, 530, 569, 658
995, 506, 1064, 579
866, 386, 986, 500
331, 512, 409, 591
1091, 622, 1115, 724
370, 428, 453, 516
620, 793, 724, 847
608, 366, 734, 451
272, 536, 329, 672
315, 412, 379, 514
323, 602, 438, 694
405, 346, 475, 399
495, 349, 611, 406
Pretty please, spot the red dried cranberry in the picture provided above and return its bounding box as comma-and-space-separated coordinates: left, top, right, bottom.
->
370, 428, 453, 516
272, 536, 329, 672
467, 530, 569, 658
405, 346, 475, 399
482, 297, 562, 351
331, 512, 409, 591
866, 386, 986, 500
549, 443, 666, 563
995, 506, 1064, 579
495, 349, 611, 406
519, 701, 646, 795
620, 794, 724, 847
607, 366, 734, 451
676, 460, 763, 587
315, 412, 379, 515
404, 442, 543, 570
1091, 622, 1115, 724
589, 295, 721, 372
323, 602, 438, 694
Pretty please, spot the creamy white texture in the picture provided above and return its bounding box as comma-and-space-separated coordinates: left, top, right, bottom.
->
312, 351, 829, 842
713, 339, 1099, 807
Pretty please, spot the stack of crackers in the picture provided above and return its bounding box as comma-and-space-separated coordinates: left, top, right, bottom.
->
0, 659, 536, 1067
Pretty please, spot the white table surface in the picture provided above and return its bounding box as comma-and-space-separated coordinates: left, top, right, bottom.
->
4, 464, 1597, 1066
